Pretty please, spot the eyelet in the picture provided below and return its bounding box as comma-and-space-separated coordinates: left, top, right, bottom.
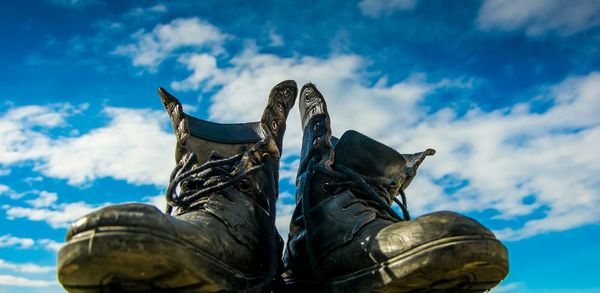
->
313, 137, 320, 146
283, 88, 291, 97
239, 180, 252, 193
271, 120, 278, 130
304, 93, 311, 101
321, 182, 331, 193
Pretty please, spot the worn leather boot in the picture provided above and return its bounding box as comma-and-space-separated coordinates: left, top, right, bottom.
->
283, 83, 509, 292
57, 80, 297, 292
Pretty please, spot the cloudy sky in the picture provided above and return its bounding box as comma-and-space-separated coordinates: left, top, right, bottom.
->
1, 0, 599, 292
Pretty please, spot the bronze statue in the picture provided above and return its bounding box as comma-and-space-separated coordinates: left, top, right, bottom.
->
57, 80, 508, 292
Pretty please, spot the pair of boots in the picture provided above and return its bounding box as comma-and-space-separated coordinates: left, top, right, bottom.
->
57, 81, 508, 292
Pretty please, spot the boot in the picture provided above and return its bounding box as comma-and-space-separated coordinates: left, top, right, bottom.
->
283, 83, 509, 292
57, 80, 298, 292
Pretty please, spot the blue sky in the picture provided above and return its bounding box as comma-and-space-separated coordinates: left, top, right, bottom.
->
0, 0, 599, 292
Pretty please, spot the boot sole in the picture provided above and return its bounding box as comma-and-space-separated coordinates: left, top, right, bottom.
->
285, 235, 508, 292
58, 226, 266, 292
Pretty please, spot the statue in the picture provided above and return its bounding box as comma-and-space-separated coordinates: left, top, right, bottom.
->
57, 81, 508, 292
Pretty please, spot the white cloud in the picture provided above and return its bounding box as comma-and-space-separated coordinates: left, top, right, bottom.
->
276, 192, 296, 242
47, 0, 96, 7
0, 104, 174, 186
26, 191, 58, 208
395, 72, 600, 240
125, 4, 168, 19
0, 184, 10, 195
0, 234, 62, 252
492, 282, 523, 292
477, 0, 600, 36
0, 259, 54, 274
163, 32, 600, 241
143, 194, 166, 212
170, 46, 436, 161
114, 17, 227, 70
358, 0, 417, 17
0, 234, 35, 249
0, 103, 85, 166
4, 17, 597, 243
37, 239, 62, 252
39, 107, 174, 186
267, 27, 284, 47
4, 200, 107, 229
0, 274, 55, 287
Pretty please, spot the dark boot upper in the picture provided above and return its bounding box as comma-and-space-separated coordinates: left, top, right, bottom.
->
65, 81, 297, 291
284, 84, 497, 282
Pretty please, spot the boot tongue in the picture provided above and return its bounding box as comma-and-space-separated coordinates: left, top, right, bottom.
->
332, 130, 435, 189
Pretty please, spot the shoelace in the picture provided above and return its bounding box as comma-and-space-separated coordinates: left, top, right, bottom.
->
164, 149, 281, 293
316, 164, 410, 221
300, 155, 411, 281
165, 151, 261, 214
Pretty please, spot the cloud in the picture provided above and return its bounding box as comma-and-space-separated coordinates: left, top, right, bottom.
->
114, 17, 227, 70
493, 282, 523, 292
358, 0, 417, 17
162, 31, 600, 240
0, 103, 85, 166
0, 104, 174, 186
477, 0, 600, 36
37, 239, 62, 252
7, 17, 598, 243
39, 107, 174, 186
0, 184, 10, 195
276, 192, 296, 241
171, 45, 435, 160
0, 259, 54, 274
0, 234, 62, 252
0, 274, 55, 287
125, 4, 168, 19
26, 191, 58, 208
46, 0, 97, 7
397, 72, 600, 240
267, 26, 284, 47
143, 194, 166, 211
0, 234, 34, 249
4, 200, 107, 229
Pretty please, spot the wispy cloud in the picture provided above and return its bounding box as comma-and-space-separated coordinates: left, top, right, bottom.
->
276, 192, 296, 240
492, 282, 522, 292
0, 234, 61, 252
154, 19, 600, 240
114, 17, 227, 70
0, 234, 34, 249
3, 200, 103, 229
0, 104, 174, 186
358, 0, 417, 17
477, 0, 600, 36
0, 259, 54, 274
46, 0, 97, 8
39, 107, 174, 186
0, 274, 55, 287
402, 72, 600, 240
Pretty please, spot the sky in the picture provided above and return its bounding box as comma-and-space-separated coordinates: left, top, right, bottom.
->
0, 0, 599, 292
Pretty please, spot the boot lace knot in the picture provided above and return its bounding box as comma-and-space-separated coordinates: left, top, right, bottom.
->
165, 151, 261, 215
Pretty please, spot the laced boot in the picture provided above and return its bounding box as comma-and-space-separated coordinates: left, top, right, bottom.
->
283, 83, 509, 292
57, 80, 297, 292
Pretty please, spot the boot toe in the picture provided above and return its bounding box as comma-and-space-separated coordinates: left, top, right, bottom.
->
373, 211, 497, 256
65, 203, 167, 241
